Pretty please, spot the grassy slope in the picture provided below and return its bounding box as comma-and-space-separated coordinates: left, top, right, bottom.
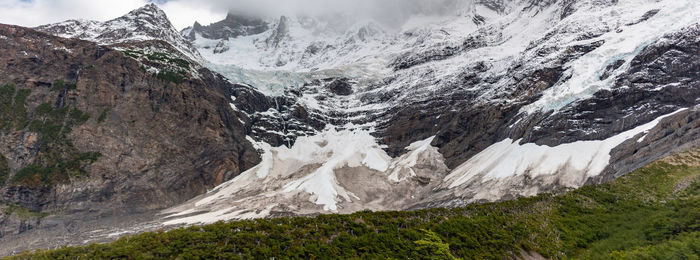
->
8, 148, 700, 259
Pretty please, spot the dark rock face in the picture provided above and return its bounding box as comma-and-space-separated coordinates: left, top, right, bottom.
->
183, 13, 269, 41
390, 34, 488, 71
524, 23, 700, 147
599, 108, 700, 184
0, 24, 260, 249
327, 78, 353, 96
229, 83, 326, 148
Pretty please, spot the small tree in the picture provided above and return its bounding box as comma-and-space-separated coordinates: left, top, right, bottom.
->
413, 229, 458, 260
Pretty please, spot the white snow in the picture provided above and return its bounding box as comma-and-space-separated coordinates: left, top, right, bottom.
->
521, 0, 700, 114
37, 4, 202, 62
445, 108, 688, 188
189, 125, 393, 212
160, 130, 443, 225
278, 126, 391, 211
388, 136, 436, 182
163, 204, 277, 225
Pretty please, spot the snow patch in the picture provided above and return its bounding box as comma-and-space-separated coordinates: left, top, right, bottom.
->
161, 131, 444, 225
388, 136, 436, 182
279, 126, 391, 211
521, 0, 700, 114
445, 108, 688, 188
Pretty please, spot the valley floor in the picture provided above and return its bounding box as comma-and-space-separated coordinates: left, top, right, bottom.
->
6, 148, 700, 259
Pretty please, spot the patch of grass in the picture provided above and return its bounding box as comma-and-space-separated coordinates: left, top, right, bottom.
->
123, 50, 190, 70
9, 149, 700, 259
121, 50, 190, 84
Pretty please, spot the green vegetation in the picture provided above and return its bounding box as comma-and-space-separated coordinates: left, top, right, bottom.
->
0, 84, 30, 131
144, 52, 190, 69
122, 50, 142, 59
97, 108, 110, 123
1, 203, 48, 220
0, 155, 8, 184
0, 83, 101, 187
611, 232, 700, 259
49, 80, 77, 92
156, 69, 186, 84
9, 149, 700, 259
414, 229, 458, 259
122, 49, 190, 84
12, 101, 99, 187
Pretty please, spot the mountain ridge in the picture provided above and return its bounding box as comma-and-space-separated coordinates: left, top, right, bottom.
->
35, 3, 202, 62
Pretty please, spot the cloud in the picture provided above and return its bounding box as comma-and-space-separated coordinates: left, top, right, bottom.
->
0, 0, 148, 27
0, 0, 224, 29
0, 0, 468, 30
170, 0, 471, 26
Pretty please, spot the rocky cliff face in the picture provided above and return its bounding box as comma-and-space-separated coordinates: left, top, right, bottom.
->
0, 24, 261, 253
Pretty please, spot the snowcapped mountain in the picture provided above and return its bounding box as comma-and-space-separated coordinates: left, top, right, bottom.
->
160, 0, 700, 224
12, 0, 700, 248
35, 3, 201, 61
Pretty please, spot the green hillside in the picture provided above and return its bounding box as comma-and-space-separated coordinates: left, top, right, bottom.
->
8, 148, 700, 259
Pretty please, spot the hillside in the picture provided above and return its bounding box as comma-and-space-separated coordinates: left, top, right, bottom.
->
8, 147, 699, 259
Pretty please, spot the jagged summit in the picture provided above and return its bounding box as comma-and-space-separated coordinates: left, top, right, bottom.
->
35, 3, 201, 61
182, 12, 269, 41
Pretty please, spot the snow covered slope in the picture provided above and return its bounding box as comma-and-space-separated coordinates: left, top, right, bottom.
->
160, 0, 700, 224
32, 0, 700, 230
36, 3, 201, 61
162, 126, 448, 224
161, 107, 696, 225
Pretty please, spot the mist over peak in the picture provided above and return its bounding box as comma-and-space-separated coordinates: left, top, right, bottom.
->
195, 0, 482, 29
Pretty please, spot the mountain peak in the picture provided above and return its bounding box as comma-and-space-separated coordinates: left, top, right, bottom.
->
181, 12, 269, 41
36, 3, 202, 61
122, 3, 171, 26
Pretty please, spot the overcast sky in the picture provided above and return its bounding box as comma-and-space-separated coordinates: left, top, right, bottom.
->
0, 0, 467, 30
0, 0, 225, 30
